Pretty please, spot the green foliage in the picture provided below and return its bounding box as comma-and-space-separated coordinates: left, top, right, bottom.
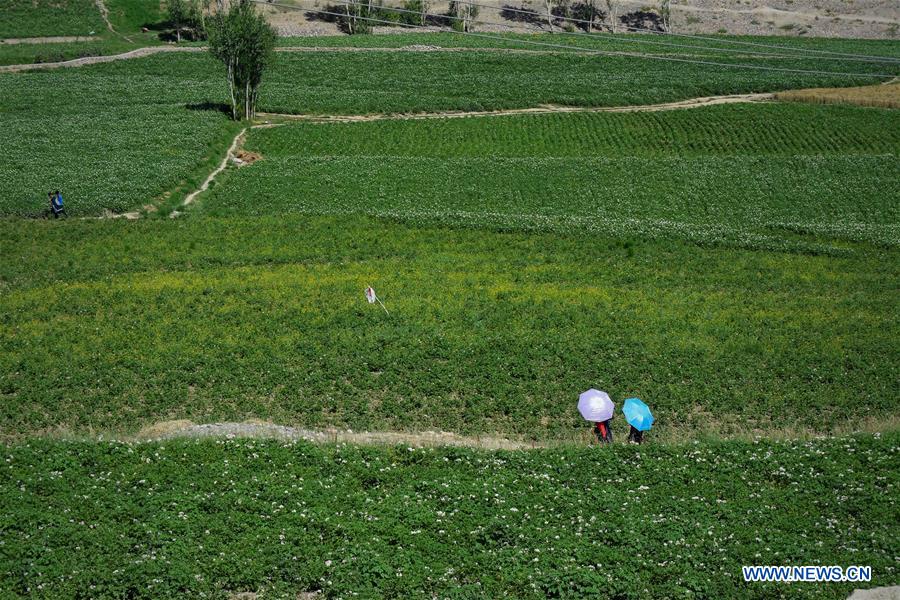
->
449, 0, 478, 32
0, 54, 239, 216
167, 0, 207, 42
103, 0, 166, 33
200, 104, 900, 250
0, 0, 105, 38
207, 0, 277, 119
1, 435, 898, 598
0, 0, 166, 66
271, 31, 900, 58
3, 37, 895, 215
1, 214, 897, 438
400, 0, 428, 25
339, 0, 375, 35
256, 49, 893, 115
571, 1, 599, 31
0, 39, 137, 67
167, 0, 189, 42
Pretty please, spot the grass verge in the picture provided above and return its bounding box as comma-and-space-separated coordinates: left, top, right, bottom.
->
777, 82, 900, 109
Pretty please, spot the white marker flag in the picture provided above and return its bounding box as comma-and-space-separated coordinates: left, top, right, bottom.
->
365, 286, 389, 314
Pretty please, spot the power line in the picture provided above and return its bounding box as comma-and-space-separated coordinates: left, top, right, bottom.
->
615, 23, 900, 64
256, 0, 896, 78
259, 0, 900, 64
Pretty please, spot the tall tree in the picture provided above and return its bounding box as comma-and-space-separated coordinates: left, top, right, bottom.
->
207, 0, 277, 120
167, 0, 189, 42
449, 0, 477, 32
660, 0, 671, 31
168, 0, 208, 41
543, 0, 555, 31
605, 0, 618, 33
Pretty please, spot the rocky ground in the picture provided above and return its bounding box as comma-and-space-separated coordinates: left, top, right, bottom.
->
261, 0, 900, 39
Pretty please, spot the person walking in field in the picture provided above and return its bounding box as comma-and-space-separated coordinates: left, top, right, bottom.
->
579, 389, 615, 445
49, 190, 66, 218
594, 419, 612, 444
627, 425, 643, 444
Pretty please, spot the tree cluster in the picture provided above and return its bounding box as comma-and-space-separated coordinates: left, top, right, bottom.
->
207, 0, 277, 120
167, 0, 210, 42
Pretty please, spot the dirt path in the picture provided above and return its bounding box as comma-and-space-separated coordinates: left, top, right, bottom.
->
136, 419, 548, 449
174, 127, 249, 215
94, 0, 134, 42
0, 46, 201, 73
170, 123, 281, 217
258, 92, 774, 124
0, 36, 100, 44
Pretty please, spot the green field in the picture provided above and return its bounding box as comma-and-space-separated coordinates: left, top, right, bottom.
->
0, 0, 105, 39
274, 31, 900, 58
2, 434, 898, 599
3, 42, 898, 217
1, 18, 899, 599
0, 0, 163, 66
0, 58, 238, 216
199, 103, 900, 250
259, 49, 893, 114
2, 214, 897, 439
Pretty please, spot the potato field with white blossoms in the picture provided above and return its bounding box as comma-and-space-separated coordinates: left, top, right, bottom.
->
2, 435, 898, 598
0, 10, 898, 598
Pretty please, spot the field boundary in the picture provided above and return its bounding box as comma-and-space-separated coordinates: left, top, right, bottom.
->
94, 0, 134, 43
258, 93, 775, 123
170, 123, 281, 217
4, 42, 897, 73
0, 36, 101, 44
135, 420, 540, 449
0, 45, 201, 72
39, 416, 896, 449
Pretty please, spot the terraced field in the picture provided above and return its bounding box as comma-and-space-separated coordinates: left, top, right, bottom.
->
3, 212, 898, 439
199, 103, 900, 250
1, 24, 898, 600
0, 58, 239, 216
0, 0, 163, 67
3, 40, 898, 217
0, 0, 105, 39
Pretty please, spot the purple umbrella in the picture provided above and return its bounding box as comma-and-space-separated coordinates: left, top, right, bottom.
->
578, 389, 615, 422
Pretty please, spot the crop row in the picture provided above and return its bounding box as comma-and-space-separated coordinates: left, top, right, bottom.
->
274, 31, 900, 60
198, 102, 899, 250
259, 51, 895, 115
258, 103, 900, 157
1, 434, 897, 598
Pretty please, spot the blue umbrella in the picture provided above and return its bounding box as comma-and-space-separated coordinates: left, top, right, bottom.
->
623, 398, 654, 431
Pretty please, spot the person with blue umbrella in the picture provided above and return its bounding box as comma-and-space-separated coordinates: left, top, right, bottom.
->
623, 397, 654, 444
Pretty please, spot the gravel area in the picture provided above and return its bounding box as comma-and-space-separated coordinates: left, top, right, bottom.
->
136, 420, 537, 449
261, 0, 900, 39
